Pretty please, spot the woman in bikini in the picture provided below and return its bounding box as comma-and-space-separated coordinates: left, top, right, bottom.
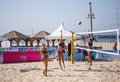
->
87, 34, 93, 70
40, 43, 49, 76
57, 30, 66, 70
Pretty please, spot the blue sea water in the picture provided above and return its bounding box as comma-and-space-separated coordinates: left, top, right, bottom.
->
84, 38, 120, 42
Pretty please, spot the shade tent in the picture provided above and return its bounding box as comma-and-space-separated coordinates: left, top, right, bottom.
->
46, 24, 73, 40
1, 31, 30, 47
2, 31, 30, 39
31, 31, 50, 39
0, 36, 8, 41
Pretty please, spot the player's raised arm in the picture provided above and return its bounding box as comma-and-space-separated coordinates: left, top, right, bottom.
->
59, 30, 62, 41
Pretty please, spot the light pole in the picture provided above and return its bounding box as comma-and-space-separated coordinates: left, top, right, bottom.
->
87, 2, 95, 36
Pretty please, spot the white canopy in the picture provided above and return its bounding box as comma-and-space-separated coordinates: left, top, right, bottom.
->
46, 23, 72, 39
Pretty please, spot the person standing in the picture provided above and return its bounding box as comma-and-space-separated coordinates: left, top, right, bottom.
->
87, 34, 93, 70
113, 42, 117, 50
57, 30, 66, 70
67, 41, 71, 62
40, 43, 49, 76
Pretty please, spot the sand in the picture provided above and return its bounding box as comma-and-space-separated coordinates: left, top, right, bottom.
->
0, 59, 120, 82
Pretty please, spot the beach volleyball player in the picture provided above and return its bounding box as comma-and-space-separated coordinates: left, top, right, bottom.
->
57, 30, 66, 70
87, 33, 93, 70
40, 43, 49, 76
87, 33, 97, 69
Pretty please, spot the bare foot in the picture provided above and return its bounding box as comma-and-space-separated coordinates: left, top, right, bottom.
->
43, 71, 47, 76
88, 66, 91, 70
64, 66, 65, 69
61, 68, 63, 70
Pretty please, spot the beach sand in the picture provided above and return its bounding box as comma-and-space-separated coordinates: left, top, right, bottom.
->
0, 59, 120, 82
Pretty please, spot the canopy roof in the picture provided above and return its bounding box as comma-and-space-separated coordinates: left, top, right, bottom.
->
46, 24, 72, 39
0, 36, 7, 41
32, 31, 50, 39
2, 31, 30, 39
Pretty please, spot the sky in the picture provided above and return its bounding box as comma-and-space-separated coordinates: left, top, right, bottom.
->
0, 0, 120, 36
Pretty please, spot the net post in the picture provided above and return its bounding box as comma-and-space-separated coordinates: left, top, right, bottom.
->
71, 32, 74, 64
117, 29, 119, 55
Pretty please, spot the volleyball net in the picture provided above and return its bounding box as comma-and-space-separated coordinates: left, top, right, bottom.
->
75, 29, 120, 55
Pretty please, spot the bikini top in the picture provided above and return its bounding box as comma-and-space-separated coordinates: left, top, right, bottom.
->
88, 39, 93, 46
59, 43, 64, 48
88, 42, 92, 46
41, 48, 47, 53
